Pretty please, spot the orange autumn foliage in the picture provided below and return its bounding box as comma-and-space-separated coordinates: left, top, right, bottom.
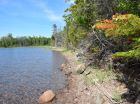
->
95, 19, 117, 30
95, 22, 116, 30
95, 14, 130, 30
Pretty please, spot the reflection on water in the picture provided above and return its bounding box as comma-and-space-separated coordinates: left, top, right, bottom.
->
0, 48, 66, 104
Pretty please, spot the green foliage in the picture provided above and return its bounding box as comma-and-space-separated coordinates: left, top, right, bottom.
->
83, 67, 115, 84
63, 0, 100, 47
0, 34, 51, 48
62, 0, 140, 48
114, 0, 140, 16
67, 26, 87, 47
95, 13, 140, 64
96, 14, 140, 37
112, 48, 140, 60
134, 38, 140, 43
106, 14, 140, 37
133, 38, 140, 48
64, 0, 98, 30
112, 91, 122, 102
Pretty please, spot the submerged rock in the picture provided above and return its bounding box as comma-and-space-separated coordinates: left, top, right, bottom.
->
39, 90, 55, 104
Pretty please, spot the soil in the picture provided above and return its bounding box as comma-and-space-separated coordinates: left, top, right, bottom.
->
51, 51, 112, 104
49, 49, 130, 104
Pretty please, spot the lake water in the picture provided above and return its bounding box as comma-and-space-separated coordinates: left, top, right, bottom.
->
0, 47, 66, 104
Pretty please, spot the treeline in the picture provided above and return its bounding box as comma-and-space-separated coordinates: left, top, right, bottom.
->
0, 33, 51, 47
61, 0, 140, 69
62, 0, 140, 48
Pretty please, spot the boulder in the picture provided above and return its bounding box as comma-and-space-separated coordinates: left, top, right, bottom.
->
76, 64, 86, 74
39, 90, 55, 104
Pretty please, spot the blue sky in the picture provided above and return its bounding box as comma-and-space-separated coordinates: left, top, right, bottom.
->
0, 0, 71, 37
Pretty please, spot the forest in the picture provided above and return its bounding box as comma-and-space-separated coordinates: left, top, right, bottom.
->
0, 33, 51, 47
52, 0, 140, 103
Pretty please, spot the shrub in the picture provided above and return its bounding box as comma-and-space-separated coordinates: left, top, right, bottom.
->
95, 14, 140, 37
95, 14, 140, 60
112, 48, 140, 60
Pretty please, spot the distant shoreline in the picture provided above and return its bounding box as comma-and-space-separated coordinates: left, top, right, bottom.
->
0, 45, 51, 48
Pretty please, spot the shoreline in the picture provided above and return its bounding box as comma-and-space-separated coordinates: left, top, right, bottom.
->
52, 48, 83, 104
0, 45, 51, 49
51, 47, 128, 104
2, 46, 128, 103
51, 48, 108, 104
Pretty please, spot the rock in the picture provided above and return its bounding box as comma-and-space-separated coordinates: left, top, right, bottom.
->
76, 64, 86, 74
65, 71, 72, 76
61, 64, 65, 69
76, 51, 84, 61
39, 90, 55, 104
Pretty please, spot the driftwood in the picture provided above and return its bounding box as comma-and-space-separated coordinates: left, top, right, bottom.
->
79, 65, 88, 74
88, 73, 120, 104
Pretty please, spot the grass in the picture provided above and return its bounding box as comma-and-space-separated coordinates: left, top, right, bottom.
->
82, 67, 123, 103
83, 67, 116, 84
28, 45, 52, 48
50, 47, 123, 103
49, 47, 123, 103
112, 91, 122, 102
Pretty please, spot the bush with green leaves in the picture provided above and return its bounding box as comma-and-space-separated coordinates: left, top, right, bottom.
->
95, 14, 140, 60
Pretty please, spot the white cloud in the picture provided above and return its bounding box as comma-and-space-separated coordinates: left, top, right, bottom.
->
66, 0, 75, 5
30, 0, 63, 23
43, 6, 63, 22
0, 0, 63, 22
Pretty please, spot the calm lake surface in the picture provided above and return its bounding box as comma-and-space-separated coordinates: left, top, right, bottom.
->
0, 47, 66, 104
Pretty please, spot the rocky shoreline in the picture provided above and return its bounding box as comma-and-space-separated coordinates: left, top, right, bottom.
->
53, 50, 93, 104
51, 50, 113, 104
49, 48, 130, 104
